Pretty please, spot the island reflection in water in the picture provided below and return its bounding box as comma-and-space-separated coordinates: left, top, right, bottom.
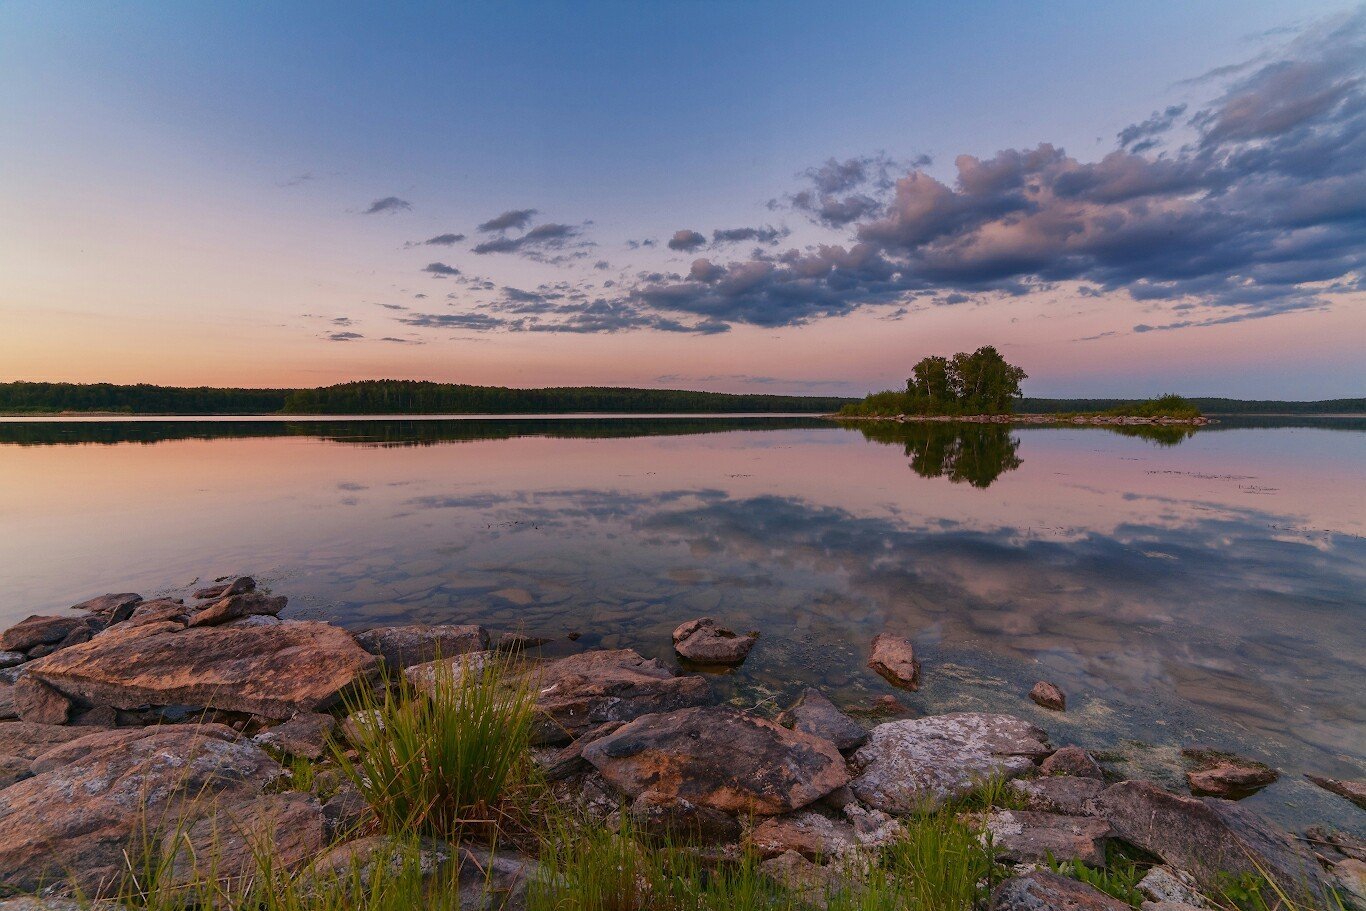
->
0, 416, 1362, 830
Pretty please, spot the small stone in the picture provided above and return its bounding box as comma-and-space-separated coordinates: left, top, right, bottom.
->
868, 633, 920, 690
1009, 776, 1105, 815
984, 809, 1112, 866
991, 871, 1131, 911
778, 688, 868, 751
496, 631, 552, 652
0, 756, 31, 788
254, 712, 337, 760
322, 785, 371, 842
842, 804, 903, 848
631, 792, 742, 844
0, 652, 25, 669
759, 850, 839, 900
1138, 866, 1210, 908
1030, 681, 1066, 711
672, 617, 758, 666
13, 675, 72, 725
1042, 746, 1104, 779
749, 811, 857, 860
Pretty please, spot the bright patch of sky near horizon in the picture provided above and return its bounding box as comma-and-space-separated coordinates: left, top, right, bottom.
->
1, 1, 1362, 398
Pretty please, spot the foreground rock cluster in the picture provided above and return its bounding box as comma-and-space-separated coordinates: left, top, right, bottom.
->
0, 584, 1360, 908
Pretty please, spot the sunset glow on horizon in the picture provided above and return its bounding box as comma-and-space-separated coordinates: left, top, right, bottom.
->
2, 2, 1363, 399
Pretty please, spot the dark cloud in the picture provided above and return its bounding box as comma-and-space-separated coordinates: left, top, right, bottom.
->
378, 336, 424, 344
410, 233, 465, 247
1117, 104, 1188, 152
711, 225, 790, 246
594, 260, 612, 270
363, 196, 412, 215
627, 239, 657, 249
782, 153, 916, 227
471, 222, 586, 262
422, 262, 461, 277
667, 230, 707, 251
618, 11, 1364, 332
326, 331, 363, 341
477, 209, 538, 232
377, 303, 408, 311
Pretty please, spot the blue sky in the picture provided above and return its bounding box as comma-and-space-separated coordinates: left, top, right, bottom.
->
1, 1, 1362, 397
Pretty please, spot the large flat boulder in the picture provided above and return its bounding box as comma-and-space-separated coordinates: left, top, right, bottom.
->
0, 725, 283, 895
526, 649, 710, 744
26, 620, 378, 719
850, 712, 1050, 813
1094, 780, 1326, 901
581, 705, 850, 816
0, 721, 105, 760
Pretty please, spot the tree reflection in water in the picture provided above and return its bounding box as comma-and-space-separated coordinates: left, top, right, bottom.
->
849, 421, 1024, 488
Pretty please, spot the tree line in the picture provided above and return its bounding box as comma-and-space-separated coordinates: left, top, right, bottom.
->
0, 380, 852, 415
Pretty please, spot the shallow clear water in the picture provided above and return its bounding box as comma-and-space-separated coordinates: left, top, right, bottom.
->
1, 416, 1363, 832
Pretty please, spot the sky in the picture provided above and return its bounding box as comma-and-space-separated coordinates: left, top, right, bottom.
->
1, 1, 1363, 399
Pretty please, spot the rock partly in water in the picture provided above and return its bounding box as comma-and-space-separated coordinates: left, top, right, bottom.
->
0, 616, 90, 653
851, 712, 1050, 813
71, 592, 143, 621
354, 624, 491, 671
1030, 681, 1067, 711
991, 871, 1131, 911
671, 617, 758, 666
0, 725, 283, 895
11, 675, 71, 725
984, 809, 1112, 866
1306, 774, 1366, 810
194, 577, 256, 600
1009, 776, 1105, 816
867, 633, 920, 690
1094, 780, 1326, 901
1182, 747, 1278, 799
527, 649, 710, 745
1042, 746, 1104, 780
253, 712, 337, 760
582, 705, 850, 816
26, 620, 378, 719
778, 688, 867, 751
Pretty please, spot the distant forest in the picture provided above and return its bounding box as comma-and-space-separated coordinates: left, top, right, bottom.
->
0, 380, 852, 415
2, 380, 1361, 416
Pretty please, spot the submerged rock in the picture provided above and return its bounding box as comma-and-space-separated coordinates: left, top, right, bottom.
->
70, 592, 142, 621
528, 648, 710, 744
1030, 681, 1066, 711
671, 617, 758, 666
778, 688, 867, 751
187, 591, 287, 628
851, 712, 1050, 813
582, 705, 849, 816
26, 620, 377, 719
193, 576, 256, 600
867, 633, 920, 690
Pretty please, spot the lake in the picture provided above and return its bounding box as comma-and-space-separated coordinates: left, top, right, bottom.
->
1, 415, 1363, 831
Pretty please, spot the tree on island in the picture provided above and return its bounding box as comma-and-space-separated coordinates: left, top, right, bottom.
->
843, 346, 1028, 416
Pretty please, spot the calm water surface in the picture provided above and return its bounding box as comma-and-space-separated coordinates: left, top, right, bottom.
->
1, 416, 1363, 831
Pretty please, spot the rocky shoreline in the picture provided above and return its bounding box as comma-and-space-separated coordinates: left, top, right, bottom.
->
833, 413, 1214, 427
0, 580, 1360, 909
